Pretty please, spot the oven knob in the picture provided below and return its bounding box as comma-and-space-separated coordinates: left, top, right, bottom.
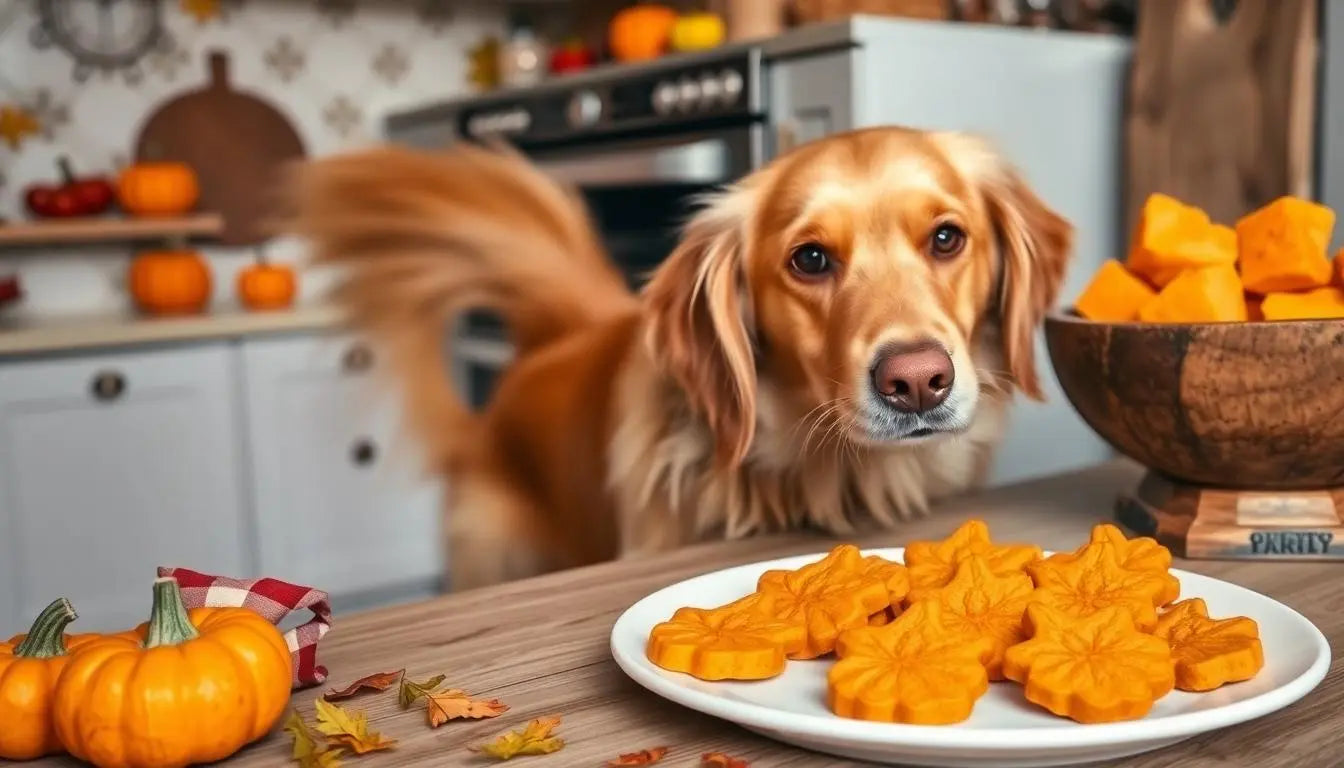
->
652, 80, 679, 114
567, 89, 603, 128
699, 73, 722, 106
677, 77, 701, 111
721, 68, 744, 105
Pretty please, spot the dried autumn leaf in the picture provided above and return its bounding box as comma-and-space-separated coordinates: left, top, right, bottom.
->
312, 698, 397, 755
473, 716, 565, 760
283, 709, 344, 768
607, 746, 669, 765
701, 752, 750, 768
324, 669, 405, 701
398, 673, 447, 709
426, 689, 510, 726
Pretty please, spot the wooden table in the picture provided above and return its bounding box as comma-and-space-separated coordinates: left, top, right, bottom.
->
37, 460, 1341, 767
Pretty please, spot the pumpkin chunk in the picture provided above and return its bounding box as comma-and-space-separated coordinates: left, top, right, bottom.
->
1075, 260, 1157, 321
1152, 598, 1264, 692
1126, 194, 1236, 287
1004, 604, 1174, 723
1236, 196, 1334, 293
1261, 287, 1344, 320
645, 593, 807, 681
1025, 535, 1169, 630
1046, 524, 1180, 606
755, 544, 890, 659
904, 520, 1041, 602
908, 556, 1034, 680
828, 600, 991, 724
1137, 263, 1247, 323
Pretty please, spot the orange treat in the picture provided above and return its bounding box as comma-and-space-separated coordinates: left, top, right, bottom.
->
1137, 263, 1247, 323
1126, 194, 1236, 287
1153, 598, 1264, 692
861, 554, 910, 608
828, 600, 991, 724
1261, 287, 1344, 320
1236, 196, 1334, 293
645, 593, 807, 681
1075, 260, 1157, 322
1025, 537, 1169, 631
755, 544, 890, 659
910, 556, 1034, 680
904, 520, 1041, 602
1047, 524, 1180, 606
868, 606, 899, 626
1003, 604, 1173, 724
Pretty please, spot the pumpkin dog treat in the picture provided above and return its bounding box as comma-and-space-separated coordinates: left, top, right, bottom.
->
829, 600, 992, 724
912, 556, 1034, 680
646, 593, 807, 681
1026, 536, 1169, 630
1153, 598, 1264, 692
756, 544, 890, 659
1004, 604, 1174, 724
905, 520, 1042, 602
1047, 524, 1181, 606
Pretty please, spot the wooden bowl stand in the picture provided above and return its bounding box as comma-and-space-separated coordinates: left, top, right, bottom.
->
1117, 471, 1344, 560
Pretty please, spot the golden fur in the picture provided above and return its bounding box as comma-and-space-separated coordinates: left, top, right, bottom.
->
290, 126, 1073, 590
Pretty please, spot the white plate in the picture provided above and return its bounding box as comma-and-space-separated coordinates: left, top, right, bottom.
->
610, 548, 1331, 767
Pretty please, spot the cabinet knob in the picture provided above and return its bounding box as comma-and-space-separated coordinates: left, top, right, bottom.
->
90, 371, 126, 402
351, 438, 377, 467
343, 344, 374, 374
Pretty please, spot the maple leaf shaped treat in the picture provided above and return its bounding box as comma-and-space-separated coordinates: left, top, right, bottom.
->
646, 593, 807, 680
903, 520, 1042, 602
1153, 598, 1264, 692
827, 600, 992, 724
755, 544, 891, 658
910, 555, 1034, 680
861, 554, 911, 607
1046, 524, 1181, 606
1026, 537, 1169, 631
1004, 604, 1174, 723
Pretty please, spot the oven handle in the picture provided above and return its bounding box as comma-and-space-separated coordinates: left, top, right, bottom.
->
532, 137, 733, 187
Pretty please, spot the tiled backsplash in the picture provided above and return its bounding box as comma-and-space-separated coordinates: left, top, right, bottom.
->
0, 0, 505, 316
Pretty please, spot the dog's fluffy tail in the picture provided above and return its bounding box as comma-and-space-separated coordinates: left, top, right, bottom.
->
288, 143, 637, 467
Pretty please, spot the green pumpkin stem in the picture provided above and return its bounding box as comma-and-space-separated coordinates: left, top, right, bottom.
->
143, 577, 201, 648
13, 598, 78, 658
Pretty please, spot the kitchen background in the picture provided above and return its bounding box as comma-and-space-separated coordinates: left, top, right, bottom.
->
0, 0, 1327, 633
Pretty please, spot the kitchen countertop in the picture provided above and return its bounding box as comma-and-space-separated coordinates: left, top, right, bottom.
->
33, 459, 1338, 767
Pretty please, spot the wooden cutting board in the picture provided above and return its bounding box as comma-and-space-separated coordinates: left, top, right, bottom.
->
133, 50, 306, 245
1124, 0, 1318, 234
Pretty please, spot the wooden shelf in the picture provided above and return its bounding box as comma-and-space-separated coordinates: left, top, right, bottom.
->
0, 213, 225, 248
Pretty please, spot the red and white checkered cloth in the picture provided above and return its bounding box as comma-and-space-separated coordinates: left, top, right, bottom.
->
157, 566, 332, 690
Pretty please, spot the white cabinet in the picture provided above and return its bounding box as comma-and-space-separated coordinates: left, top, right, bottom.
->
766, 50, 859, 159
239, 334, 443, 605
0, 344, 251, 632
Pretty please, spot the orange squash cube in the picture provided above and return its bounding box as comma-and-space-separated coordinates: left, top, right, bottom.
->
1235, 197, 1334, 293
1137, 264, 1247, 324
1075, 261, 1157, 322
1261, 287, 1344, 321
1126, 195, 1236, 287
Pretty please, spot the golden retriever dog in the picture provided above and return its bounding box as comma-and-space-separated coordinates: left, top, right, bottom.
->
290, 126, 1072, 591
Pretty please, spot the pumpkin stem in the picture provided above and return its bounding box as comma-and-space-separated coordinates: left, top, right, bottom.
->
13, 598, 77, 658
56, 156, 75, 186
143, 577, 201, 648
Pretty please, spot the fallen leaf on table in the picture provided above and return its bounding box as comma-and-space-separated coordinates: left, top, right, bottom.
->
313, 698, 397, 755
283, 710, 343, 768
398, 673, 447, 709
472, 716, 565, 760
426, 689, 510, 726
701, 752, 750, 768
324, 669, 405, 701
607, 746, 669, 765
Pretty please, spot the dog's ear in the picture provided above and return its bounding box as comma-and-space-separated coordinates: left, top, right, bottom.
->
644, 193, 757, 467
984, 167, 1073, 401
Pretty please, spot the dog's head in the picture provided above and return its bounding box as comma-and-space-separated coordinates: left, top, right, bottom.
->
644, 127, 1073, 467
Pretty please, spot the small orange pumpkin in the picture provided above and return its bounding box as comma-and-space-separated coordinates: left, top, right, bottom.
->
0, 599, 94, 760
237, 257, 296, 311
128, 250, 212, 315
117, 162, 199, 217
609, 3, 678, 62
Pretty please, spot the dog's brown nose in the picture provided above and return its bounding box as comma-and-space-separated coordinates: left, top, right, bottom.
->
871, 344, 954, 413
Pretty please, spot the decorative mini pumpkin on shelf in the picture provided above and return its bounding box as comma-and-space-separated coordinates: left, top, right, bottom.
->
0, 599, 92, 760
237, 250, 296, 311
52, 577, 292, 768
128, 249, 212, 315
117, 161, 200, 217
609, 2, 678, 62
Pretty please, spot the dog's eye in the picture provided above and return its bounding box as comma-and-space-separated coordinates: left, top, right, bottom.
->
789, 243, 833, 277
929, 223, 967, 259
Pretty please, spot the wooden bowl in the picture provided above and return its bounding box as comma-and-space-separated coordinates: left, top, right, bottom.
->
1043, 311, 1344, 490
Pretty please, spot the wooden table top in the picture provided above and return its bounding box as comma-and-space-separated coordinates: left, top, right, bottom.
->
36, 460, 1342, 767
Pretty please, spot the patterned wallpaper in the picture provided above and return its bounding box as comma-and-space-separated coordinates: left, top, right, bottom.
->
0, 0, 505, 316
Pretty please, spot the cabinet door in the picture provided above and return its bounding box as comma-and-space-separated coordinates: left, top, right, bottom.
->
240, 334, 442, 603
0, 344, 249, 633
766, 50, 859, 158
